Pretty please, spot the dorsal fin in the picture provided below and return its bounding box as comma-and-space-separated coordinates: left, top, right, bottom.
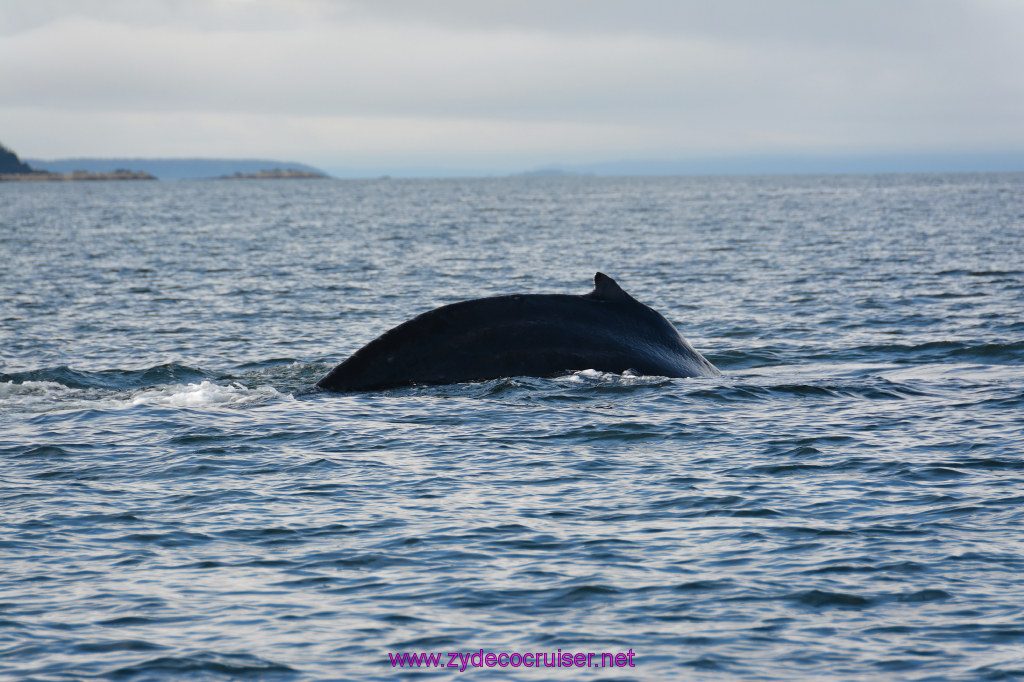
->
589, 272, 632, 302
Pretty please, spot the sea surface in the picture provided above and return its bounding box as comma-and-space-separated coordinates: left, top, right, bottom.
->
1, 173, 1023, 680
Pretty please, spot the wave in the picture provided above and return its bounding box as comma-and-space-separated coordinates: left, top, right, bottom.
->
0, 363, 214, 390
710, 340, 1024, 371
0, 362, 303, 414
0, 346, 1011, 413
818, 340, 1024, 365
684, 374, 934, 403
103, 652, 295, 678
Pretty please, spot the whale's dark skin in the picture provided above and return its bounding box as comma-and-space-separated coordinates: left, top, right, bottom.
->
316, 273, 719, 393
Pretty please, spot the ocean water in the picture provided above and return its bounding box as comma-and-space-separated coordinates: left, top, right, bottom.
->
1, 174, 1023, 680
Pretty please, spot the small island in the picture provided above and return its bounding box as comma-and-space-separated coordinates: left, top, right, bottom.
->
217, 168, 327, 180
1, 143, 155, 182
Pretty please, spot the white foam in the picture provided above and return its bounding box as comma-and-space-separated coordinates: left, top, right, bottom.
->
561, 369, 660, 386
127, 380, 287, 408
0, 380, 71, 396
0, 379, 290, 414
0, 380, 84, 410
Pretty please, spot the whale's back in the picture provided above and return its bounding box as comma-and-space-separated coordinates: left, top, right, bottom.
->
317, 273, 718, 393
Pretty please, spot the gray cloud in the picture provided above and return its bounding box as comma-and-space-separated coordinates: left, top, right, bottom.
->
2, 0, 1021, 169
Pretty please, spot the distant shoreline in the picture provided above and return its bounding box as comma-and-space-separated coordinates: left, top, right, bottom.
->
26, 157, 329, 180
0, 167, 331, 182
0, 169, 157, 182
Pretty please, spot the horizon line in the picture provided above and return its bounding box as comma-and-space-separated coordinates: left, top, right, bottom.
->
24, 150, 1024, 180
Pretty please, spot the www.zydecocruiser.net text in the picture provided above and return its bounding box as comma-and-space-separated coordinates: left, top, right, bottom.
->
389, 649, 637, 671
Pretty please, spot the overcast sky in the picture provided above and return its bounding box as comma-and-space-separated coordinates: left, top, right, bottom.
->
2, 0, 1022, 174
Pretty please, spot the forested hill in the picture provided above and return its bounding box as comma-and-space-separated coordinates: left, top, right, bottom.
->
1, 143, 34, 174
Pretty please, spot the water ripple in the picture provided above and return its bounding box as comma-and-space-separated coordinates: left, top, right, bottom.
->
2, 174, 1022, 680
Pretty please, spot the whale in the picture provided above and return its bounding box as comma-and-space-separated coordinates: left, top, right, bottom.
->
316, 273, 719, 393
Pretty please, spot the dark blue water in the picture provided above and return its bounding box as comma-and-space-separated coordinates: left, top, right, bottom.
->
2, 174, 1023, 680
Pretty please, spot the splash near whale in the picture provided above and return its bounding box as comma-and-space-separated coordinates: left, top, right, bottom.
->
316, 273, 719, 393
